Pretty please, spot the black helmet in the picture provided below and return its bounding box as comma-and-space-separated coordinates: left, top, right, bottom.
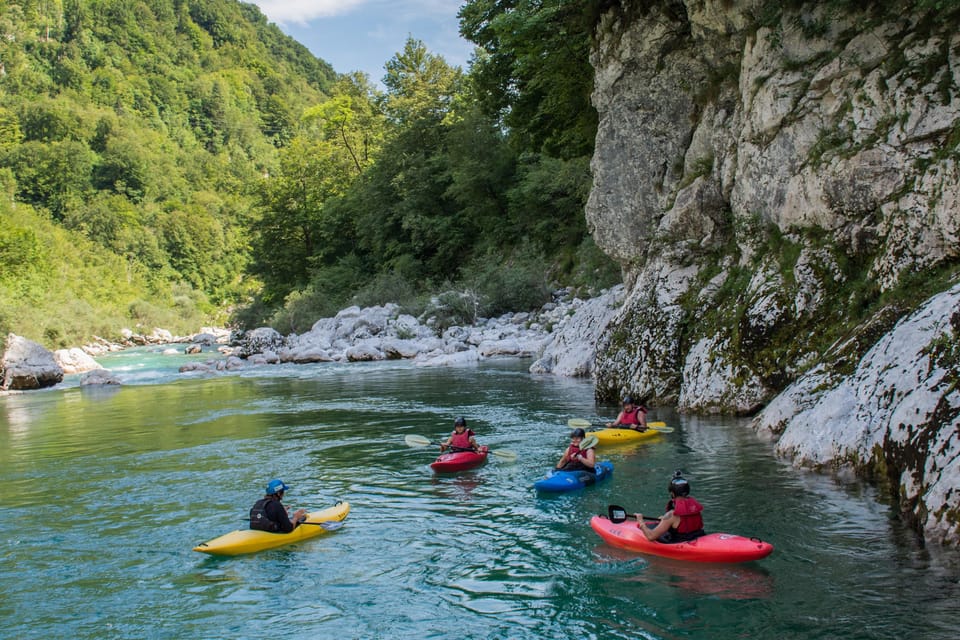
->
668, 470, 690, 497
570, 428, 586, 438
454, 416, 467, 427
622, 396, 634, 405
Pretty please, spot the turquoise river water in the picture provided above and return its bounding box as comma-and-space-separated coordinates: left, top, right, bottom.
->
1, 348, 958, 639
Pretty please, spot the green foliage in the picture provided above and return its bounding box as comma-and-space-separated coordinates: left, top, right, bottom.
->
459, 0, 599, 158
250, 135, 362, 303
1, 0, 620, 345
460, 246, 554, 318
569, 236, 622, 295
247, 19, 616, 330
0, 0, 335, 345
383, 37, 464, 126
0, 202, 207, 346
426, 290, 482, 332
351, 270, 424, 312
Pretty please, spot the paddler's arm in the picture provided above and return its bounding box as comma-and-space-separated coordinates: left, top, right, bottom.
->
581, 448, 596, 469
635, 512, 675, 541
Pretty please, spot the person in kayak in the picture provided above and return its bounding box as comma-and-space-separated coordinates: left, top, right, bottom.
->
440, 416, 481, 453
635, 471, 705, 543
555, 428, 596, 472
249, 479, 307, 533
606, 396, 648, 431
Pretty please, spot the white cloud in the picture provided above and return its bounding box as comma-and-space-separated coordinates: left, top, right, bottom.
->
253, 0, 460, 26
254, 0, 367, 25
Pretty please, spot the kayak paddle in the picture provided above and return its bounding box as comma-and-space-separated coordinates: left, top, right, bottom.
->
580, 433, 599, 450
607, 504, 660, 523
567, 417, 673, 433
403, 434, 518, 460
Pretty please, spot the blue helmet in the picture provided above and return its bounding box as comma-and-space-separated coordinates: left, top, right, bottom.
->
454, 416, 467, 427
265, 479, 290, 495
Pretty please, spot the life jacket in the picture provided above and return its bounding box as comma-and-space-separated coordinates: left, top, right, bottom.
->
668, 496, 704, 536
562, 444, 595, 473
250, 496, 281, 532
620, 406, 647, 426
449, 428, 475, 450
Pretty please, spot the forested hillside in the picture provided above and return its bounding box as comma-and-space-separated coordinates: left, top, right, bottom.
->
0, 0, 618, 347
0, 0, 333, 344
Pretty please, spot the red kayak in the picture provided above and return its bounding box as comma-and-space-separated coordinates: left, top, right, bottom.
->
430, 446, 489, 473
590, 515, 773, 563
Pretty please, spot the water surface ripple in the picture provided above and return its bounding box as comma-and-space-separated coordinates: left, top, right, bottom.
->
1, 353, 958, 639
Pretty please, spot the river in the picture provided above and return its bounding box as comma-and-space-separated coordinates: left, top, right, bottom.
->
1, 349, 957, 639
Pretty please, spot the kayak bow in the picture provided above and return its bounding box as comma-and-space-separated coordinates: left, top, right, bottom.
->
535, 461, 614, 492
430, 446, 489, 472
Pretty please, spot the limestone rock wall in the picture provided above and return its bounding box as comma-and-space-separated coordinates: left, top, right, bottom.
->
588, 1, 960, 544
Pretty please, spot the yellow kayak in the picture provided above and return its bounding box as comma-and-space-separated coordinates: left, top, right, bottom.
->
193, 501, 350, 556
589, 428, 661, 445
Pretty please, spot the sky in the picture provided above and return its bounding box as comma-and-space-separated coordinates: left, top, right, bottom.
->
250, 1, 476, 84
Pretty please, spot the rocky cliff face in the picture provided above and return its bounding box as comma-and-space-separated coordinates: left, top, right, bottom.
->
587, 1, 960, 544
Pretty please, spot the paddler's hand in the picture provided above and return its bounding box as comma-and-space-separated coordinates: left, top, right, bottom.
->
635, 514, 644, 527
293, 508, 306, 523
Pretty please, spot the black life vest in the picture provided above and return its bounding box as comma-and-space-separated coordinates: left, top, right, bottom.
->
250, 496, 281, 532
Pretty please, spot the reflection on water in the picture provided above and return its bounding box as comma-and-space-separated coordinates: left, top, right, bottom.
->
1, 356, 959, 639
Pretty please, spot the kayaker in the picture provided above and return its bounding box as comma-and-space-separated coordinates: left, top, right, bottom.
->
555, 428, 596, 472
606, 396, 648, 431
249, 479, 307, 533
635, 471, 705, 543
440, 416, 481, 453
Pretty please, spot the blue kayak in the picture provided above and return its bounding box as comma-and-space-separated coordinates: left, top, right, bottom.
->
534, 461, 614, 492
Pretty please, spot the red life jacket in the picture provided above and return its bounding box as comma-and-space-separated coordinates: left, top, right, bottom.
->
669, 497, 704, 534
566, 444, 585, 459
620, 406, 647, 426
562, 444, 595, 472
449, 429, 475, 450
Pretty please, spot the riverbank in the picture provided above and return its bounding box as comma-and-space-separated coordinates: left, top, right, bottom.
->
1, 286, 625, 392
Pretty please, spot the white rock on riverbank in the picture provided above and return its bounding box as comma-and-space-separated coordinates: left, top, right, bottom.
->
752, 282, 960, 545
225, 288, 625, 373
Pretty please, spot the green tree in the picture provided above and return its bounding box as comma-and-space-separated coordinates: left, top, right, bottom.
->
383, 37, 464, 126
5, 140, 94, 218
250, 137, 358, 303
302, 73, 386, 174
459, 0, 598, 157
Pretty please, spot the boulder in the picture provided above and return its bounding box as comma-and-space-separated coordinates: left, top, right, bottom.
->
80, 369, 120, 385
1, 334, 64, 390
54, 347, 103, 375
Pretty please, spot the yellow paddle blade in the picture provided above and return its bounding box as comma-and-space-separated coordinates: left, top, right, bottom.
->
490, 448, 517, 461
647, 422, 673, 432
404, 434, 432, 447
580, 434, 599, 450
567, 418, 592, 428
